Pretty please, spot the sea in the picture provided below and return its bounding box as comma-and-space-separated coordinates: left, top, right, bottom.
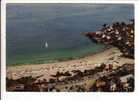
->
6, 4, 134, 66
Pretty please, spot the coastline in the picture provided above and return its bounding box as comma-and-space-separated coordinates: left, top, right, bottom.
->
6, 47, 134, 81
6, 46, 110, 68
6, 44, 106, 66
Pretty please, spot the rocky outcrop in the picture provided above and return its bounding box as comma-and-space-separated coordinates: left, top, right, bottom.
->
84, 21, 134, 58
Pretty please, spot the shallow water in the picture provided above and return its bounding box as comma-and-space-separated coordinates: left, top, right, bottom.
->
6, 4, 134, 66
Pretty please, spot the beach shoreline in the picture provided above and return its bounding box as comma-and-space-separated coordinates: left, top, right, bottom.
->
6, 47, 134, 81
7, 45, 109, 67
6, 44, 107, 67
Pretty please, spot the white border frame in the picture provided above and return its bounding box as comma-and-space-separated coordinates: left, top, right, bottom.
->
4, 0, 139, 3
1, 0, 139, 100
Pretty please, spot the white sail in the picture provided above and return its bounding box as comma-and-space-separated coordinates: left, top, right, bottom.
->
45, 42, 48, 48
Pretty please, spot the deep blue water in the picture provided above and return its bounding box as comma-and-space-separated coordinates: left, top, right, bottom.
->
6, 4, 134, 66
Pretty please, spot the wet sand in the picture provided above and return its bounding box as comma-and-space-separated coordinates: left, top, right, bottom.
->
6, 47, 134, 81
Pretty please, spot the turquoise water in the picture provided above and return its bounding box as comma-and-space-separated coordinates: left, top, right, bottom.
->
6, 4, 134, 66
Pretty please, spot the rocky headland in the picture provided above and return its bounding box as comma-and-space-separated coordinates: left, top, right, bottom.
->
84, 20, 134, 58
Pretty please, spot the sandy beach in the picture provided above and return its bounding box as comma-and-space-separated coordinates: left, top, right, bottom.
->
6, 47, 134, 81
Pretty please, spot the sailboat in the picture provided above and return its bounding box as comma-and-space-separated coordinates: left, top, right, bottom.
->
45, 42, 48, 48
